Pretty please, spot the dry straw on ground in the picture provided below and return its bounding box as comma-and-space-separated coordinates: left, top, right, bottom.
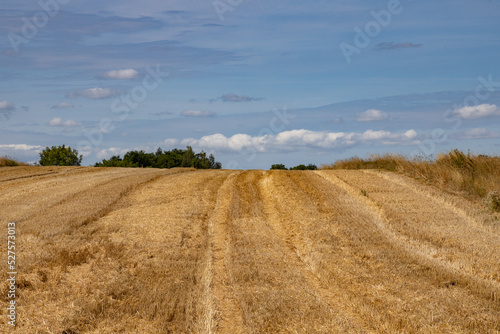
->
0, 166, 499, 333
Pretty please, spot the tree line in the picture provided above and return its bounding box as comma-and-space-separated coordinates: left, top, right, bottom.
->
95, 146, 221, 169
36, 145, 318, 171
270, 163, 318, 170
38, 145, 222, 169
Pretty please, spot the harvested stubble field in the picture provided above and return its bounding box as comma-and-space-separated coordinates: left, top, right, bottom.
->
0, 167, 499, 333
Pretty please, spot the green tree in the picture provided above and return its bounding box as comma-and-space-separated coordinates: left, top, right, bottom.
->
209, 154, 222, 169
95, 155, 123, 167
155, 147, 163, 157
290, 164, 318, 170
270, 164, 287, 170
290, 164, 307, 170
122, 150, 155, 168
181, 146, 196, 167
39, 145, 82, 166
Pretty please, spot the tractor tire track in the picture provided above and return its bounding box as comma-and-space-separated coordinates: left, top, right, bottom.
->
364, 169, 500, 234
205, 171, 247, 334
316, 171, 500, 315
259, 171, 371, 333
0, 167, 141, 224
224, 170, 358, 333
263, 170, 500, 332
319, 171, 500, 289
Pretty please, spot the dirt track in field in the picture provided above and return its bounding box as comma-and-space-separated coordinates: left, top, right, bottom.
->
1, 167, 499, 333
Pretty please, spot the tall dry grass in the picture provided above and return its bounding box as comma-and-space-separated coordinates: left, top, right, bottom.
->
323, 150, 500, 211
0, 156, 28, 167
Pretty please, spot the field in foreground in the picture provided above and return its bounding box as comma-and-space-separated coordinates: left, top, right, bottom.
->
0, 167, 499, 333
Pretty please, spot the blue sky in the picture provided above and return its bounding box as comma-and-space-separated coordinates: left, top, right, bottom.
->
1, 0, 500, 168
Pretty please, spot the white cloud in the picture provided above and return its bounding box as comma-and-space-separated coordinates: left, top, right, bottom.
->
95, 145, 156, 160
0, 100, 15, 111
454, 128, 500, 140
96, 147, 131, 160
0, 144, 42, 151
0, 144, 43, 162
67, 87, 121, 99
78, 145, 93, 158
404, 129, 418, 139
49, 117, 80, 128
165, 128, 419, 153
356, 109, 390, 122
274, 129, 352, 149
453, 104, 500, 119
51, 102, 75, 109
181, 133, 267, 152
180, 110, 216, 117
100, 69, 139, 80
163, 138, 179, 147
361, 130, 392, 140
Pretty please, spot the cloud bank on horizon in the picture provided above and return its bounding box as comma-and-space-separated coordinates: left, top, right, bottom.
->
164, 128, 419, 153
1, 0, 500, 167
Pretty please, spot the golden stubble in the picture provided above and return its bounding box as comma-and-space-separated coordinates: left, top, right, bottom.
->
0, 167, 499, 333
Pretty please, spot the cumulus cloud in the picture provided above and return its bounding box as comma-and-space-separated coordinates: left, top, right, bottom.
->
182, 133, 267, 152
49, 117, 80, 129
100, 69, 139, 80
0, 100, 15, 119
452, 104, 500, 119
0, 144, 42, 151
453, 128, 500, 140
404, 129, 418, 139
51, 102, 75, 109
96, 147, 131, 160
167, 129, 419, 153
163, 138, 179, 147
374, 42, 422, 50
356, 109, 390, 122
180, 110, 216, 117
67, 87, 121, 99
0, 144, 43, 162
213, 93, 263, 102
96, 145, 157, 160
